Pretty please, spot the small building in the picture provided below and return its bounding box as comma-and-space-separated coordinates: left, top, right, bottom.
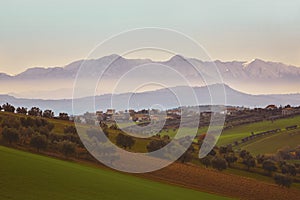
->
282, 107, 295, 116
167, 109, 181, 116
201, 111, 212, 117
226, 107, 238, 115
106, 109, 115, 115
265, 105, 278, 110
134, 113, 150, 122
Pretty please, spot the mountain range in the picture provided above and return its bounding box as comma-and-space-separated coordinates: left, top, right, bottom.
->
0, 84, 299, 115
2, 55, 300, 80
1, 54, 300, 99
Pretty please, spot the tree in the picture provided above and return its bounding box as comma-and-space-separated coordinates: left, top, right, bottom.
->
20, 117, 35, 128
59, 141, 76, 158
274, 174, 293, 188
86, 128, 108, 143
2, 103, 15, 113
38, 126, 50, 138
211, 157, 227, 171
263, 160, 278, 176
239, 150, 248, 159
46, 123, 55, 132
256, 154, 266, 164
64, 126, 77, 135
242, 154, 256, 171
23, 127, 35, 141
224, 153, 238, 167
288, 164, 297, 176
147, 140, 167, 152
59, 113, 69, 121
49, 132, 61, 144
16, 107, 27, 115
1, 116, 20, 129
30, 134, 48, 152
208, 149, 217, 156
43, 109, 54, 118
28, 107, 42, 116
116, 133, 135, 149
200, 156, 211, 168
178, 145, 195, 163
281, 164, 297, 176
1, 127, 19, 144
219, 146, 231, 154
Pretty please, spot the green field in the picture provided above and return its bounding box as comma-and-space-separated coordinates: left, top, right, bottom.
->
239, 129, 300, 155
217, 115, 300, 146
0, 145, 231, 200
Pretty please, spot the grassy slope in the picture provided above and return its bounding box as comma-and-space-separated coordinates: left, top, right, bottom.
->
239, 129, 300, 155
0, 146, 231, 200
217, 115, 300, 146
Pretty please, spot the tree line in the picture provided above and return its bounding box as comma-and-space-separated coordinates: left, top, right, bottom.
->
0, 103, 70, 121
0, 113, 86, 160
199, 145, 296, 188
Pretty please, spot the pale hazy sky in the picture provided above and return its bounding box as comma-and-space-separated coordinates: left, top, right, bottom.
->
0, 0, 300, 75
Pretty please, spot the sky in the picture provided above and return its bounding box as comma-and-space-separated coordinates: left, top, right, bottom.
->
0, 0, 300, 75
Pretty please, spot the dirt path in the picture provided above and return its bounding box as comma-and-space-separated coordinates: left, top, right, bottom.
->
139, 163, 300, 200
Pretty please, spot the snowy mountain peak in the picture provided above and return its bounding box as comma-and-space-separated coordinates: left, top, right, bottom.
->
1, 55, 300, 98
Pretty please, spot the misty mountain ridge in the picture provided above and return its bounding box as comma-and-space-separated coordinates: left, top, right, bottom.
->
1, 54, 300, 98
1, 54, 300, 80
1, 84, 300, 115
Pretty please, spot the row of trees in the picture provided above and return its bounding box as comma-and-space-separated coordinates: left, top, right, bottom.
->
199, 146, 297, 188
0, 103, 69, 120
0, 115, 78, 158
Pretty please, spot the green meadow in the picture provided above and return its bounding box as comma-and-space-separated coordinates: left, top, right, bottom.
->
239, 129, 300, 155
217, 115, 300, 146
0, 145, 231, 200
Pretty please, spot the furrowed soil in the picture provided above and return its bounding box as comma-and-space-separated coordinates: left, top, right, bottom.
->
141, 163, 300, 200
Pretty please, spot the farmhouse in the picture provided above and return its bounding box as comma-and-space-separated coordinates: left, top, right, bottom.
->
134, 113, 150, 122
282, 107, 296, 116
265, 105, 278, 110
226, 107, 238, 115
